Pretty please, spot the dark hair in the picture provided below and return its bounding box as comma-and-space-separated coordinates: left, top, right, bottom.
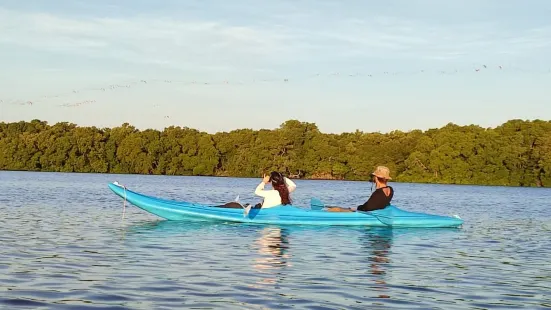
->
269, 171, 291, 205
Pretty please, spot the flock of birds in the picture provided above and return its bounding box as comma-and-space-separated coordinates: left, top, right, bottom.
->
1, 64, 549, 118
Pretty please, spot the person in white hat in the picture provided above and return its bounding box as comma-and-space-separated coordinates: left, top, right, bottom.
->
327, 166, 394, 212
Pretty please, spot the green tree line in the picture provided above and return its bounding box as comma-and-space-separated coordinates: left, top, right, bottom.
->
1, 119, 550, 187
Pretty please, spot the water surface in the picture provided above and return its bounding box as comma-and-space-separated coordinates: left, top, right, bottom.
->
1, 171, 550, 309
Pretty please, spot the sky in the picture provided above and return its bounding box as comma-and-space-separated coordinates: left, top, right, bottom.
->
1, 0, 550, 134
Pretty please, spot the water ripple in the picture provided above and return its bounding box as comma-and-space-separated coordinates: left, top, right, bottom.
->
1, 171, 550, 309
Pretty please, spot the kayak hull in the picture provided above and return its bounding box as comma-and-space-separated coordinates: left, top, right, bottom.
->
107, 183, 463, 228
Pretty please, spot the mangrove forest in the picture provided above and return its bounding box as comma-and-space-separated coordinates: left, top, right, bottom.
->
1, 119, 550, 187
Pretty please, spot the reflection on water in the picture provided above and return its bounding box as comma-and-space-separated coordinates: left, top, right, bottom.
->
252, 227, 291, 287
2, 171, 551, 309
360, 228, 393, 299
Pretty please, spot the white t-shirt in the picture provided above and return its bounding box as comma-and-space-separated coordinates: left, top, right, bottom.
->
254, 177, 297, 208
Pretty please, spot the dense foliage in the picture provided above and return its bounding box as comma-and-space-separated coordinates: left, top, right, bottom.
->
1, 119, 550, 187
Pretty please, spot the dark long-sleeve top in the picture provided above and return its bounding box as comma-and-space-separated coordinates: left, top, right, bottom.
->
357, 186, 394, 212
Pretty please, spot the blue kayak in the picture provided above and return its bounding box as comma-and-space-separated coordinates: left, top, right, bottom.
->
107, 182, 463, 228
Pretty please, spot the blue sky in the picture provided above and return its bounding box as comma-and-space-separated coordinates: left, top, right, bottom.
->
1, 0, 550, 133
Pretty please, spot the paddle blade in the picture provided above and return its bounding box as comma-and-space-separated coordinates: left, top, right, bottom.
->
234, 195, 240, 203
310, 197, 325, 210
243, 205, 252, 218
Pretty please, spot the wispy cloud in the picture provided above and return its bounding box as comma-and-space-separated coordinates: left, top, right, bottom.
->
1, 1, 550, 74
0, 10, 284, 71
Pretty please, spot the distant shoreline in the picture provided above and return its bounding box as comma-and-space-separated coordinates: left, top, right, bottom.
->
2, 169, 548, 189
1, 119, 549, 188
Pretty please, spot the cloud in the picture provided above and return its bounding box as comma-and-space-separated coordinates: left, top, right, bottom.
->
0, 3, 550, 76
0, 7, 296, 72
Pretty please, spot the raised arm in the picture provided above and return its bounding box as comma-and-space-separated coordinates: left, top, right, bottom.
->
284, 177, 297, 193
254, 181, 269, 197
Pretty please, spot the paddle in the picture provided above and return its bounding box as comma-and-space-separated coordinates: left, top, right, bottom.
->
310, 197, 326, 210
310, 197, 393, 227
232, 194, 253, 217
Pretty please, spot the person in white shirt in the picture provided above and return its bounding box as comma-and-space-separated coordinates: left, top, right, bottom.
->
254, 171, 297, 208
214, 171, 297, 210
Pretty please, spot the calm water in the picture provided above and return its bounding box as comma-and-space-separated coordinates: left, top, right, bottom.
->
0, 171, 550, 309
